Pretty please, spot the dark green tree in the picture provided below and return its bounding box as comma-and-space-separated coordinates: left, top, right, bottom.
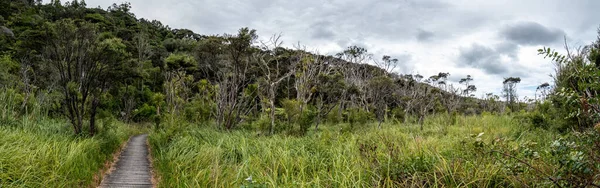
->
43, 19, 129, 135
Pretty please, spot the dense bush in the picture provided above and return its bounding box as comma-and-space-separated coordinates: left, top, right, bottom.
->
346, 107, 373, 129
529, 111, 550, 129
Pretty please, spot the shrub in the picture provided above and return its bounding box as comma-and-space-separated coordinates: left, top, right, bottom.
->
252, 113, 284, 133
346, 107, 373, 129
390, 107, 406, 123
529, 111, 550, 129
281, 99, 301, 125
183, 94, 214, 124
133, 103, 156, 122
326, 105, 342, 124
297, 108, 316, 134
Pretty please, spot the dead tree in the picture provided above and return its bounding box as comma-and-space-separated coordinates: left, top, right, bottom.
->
256, 35, 299, 134
215, 28, 258, 130
441, 84, 462, 115
369, 55, 399, 127
335, 46, 373, 119
293, 49, 330, 116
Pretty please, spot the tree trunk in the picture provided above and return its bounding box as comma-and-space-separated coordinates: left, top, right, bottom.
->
269, 98, 275, 135
89, 97, 99, 136
384, 104, 388, 123
70, 117, 81, 135
315, 114, 321, 130
419, 114, 424, 131
403, 108, 410, 124
339, 100, 345, 122
315, 97, 323, 131
155, 105, 161, 129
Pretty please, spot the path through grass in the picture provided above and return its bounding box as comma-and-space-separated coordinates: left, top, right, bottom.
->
0, 117, 140, 187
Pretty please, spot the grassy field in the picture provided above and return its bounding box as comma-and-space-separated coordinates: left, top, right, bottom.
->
0, 90, 142, 187
149, 115, 598, 187
0, 117, 140, 187
0, 100, 141, 188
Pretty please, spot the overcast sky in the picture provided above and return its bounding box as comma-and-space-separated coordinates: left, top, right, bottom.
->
52, 0, 599, 99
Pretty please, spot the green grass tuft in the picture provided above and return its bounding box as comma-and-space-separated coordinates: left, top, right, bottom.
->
0, 117, 140, 187
149, 115, 571, 187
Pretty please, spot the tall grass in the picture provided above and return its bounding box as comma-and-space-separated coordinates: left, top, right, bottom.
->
149, 114, 566, 187
0, 89, 141, 187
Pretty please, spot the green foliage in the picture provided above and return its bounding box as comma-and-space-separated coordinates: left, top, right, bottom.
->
390, 107, 406, 123
0, 89, 22, 126
538, 44, 600, 130
529, 111, 550, 129
83, 13, 107, 24
0, 55, 19, 87
253, 113, 278, 133
280, 99, 316, 134
281, 99, 300, 123
550, 138, 593, 177
326, 105, 343, 124
346, 107, 373, 129
183, 97, 214, 124
297, 108, 316, 134
164, 52, 196, 71
4, 2, 600, 186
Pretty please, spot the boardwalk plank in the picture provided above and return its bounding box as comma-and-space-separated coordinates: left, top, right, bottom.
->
99, 134, 153, 188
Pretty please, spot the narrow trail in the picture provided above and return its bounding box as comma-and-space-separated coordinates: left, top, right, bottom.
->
100, 134, 153, 188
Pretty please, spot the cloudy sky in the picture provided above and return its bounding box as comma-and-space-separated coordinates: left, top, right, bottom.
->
54, 0, 599, 99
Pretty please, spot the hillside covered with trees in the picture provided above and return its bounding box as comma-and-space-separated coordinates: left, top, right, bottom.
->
1, 0, 600, 187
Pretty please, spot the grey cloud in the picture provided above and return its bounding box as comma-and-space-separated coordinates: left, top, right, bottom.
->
310, 21, 335, 39
448, 74, 463, 83
416, 29, 434, 42
73, 0, 491, 47
494, 42, 519, 60
500, 21, 566, 45
458, 43, 529, 77
336, 35, 368, 49
391, 53, 413, 73
458, 43, 509, 75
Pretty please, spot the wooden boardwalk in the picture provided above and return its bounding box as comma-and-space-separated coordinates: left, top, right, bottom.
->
100, 134, 153, 188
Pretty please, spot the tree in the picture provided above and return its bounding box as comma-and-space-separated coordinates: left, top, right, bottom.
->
215, 28, 258, 130
43, 19, 129, 135
375, 55, 399, 74
502, 77, 521, 110
368, 75, 395, 128
429, 72, 450, 90
482, 93, 501, 113
370, 55, 399, 127
536, 82, 551, 101
336, 46, 373, 115
314, 72, 345, 129
394, 74, 419, 123
441, 84, 462, 115
459, 75, 476, 97
163, 52, 196, 124
255, 35, 298, 134
294, 50, 329, 117
415, 81, 437, 129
